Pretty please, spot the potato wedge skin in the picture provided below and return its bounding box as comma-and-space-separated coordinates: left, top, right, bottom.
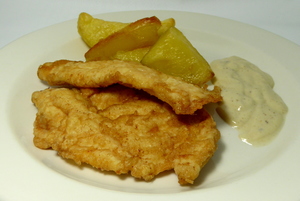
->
78, 12, 128, 48
110, 18, 175, 62
85, 16, 161, 61
141, 27, 214, 86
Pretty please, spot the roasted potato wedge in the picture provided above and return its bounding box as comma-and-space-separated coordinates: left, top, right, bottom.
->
110, 18, 175, 62
85, 16, 161, 61
141, 27, 214, 86
78, 12, 128, 48
112, 47, 151, 62
78, 12, 175, 48
158, 18, 175, 35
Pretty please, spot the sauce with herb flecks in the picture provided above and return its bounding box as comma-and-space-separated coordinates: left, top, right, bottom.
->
211, 56, 288, 146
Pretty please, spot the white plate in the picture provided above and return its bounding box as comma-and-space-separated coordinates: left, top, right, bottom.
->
1, 10, 300, 201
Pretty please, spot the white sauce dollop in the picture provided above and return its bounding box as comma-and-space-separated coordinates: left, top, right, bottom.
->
211, 56, 288, 146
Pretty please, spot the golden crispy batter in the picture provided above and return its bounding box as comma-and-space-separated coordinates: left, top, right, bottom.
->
37, 60, 222, 114
32, 85, 220, 184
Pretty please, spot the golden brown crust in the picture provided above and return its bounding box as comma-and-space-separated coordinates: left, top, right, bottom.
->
37, 60, 222, 114
32, 85, 220, 184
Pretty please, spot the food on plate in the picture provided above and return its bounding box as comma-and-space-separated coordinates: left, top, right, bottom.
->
85, 16, 161, 61
112, 46, 151, 62
32, 85, 220, 185
78, 12, 175, 48
78, 12, 128, 48
107, 19, 175, 62
141, 27, 214, 86
37, 59, 222, 115
32, 13, 224, 185
211, 56, 288, 146
157, 17, 176, 35
80, 13, 212, 86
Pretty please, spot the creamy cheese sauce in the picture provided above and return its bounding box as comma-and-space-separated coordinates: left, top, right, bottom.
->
211, 56, 288, 146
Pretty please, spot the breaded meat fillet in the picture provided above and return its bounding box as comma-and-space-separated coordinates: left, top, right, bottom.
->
37, 60, 222, 114
32, 85, 220, 184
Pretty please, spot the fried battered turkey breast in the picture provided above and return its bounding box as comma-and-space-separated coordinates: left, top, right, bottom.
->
32, 85, 220, 185
37, 60, 222, 115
